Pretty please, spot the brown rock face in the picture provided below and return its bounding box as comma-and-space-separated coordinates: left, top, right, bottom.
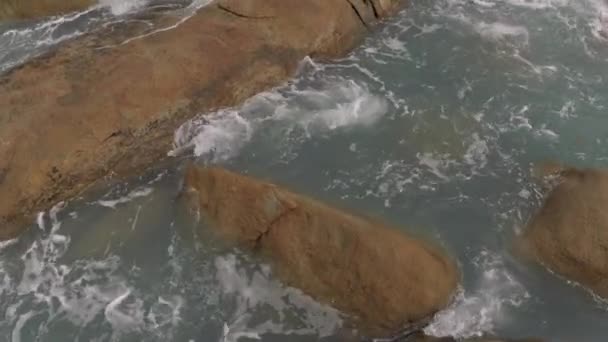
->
406, 333, 545, 342
0, 0, 404, 240
183, 166, 459, 338
521, 168, 608, 299
0, 0, 94, 21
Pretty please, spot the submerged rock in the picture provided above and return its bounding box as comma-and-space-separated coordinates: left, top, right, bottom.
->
520, 168, 608, 299
0, 0, 404, 240
0, 0, 94, 21
183, 165, 459, 338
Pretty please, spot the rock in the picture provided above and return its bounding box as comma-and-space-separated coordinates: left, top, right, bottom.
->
0, 0, 94, 21
183, 165, 459, 338
404, 333, 545, 342
0, 0, 405, 240
520, 168, 608, 299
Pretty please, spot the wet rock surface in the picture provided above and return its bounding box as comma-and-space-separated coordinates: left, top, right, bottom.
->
183, 165, 459, 338
0, 0, 404, 240
403, 333, 545, 342
0, 0, 94, 21
521, 167, 608, 299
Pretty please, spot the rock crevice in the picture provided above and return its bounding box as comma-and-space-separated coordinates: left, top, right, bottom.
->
346, 0, 371, 30
216, 3, 276, 20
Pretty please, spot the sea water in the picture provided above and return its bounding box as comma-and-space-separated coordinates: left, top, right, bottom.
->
2, 0, 608, 341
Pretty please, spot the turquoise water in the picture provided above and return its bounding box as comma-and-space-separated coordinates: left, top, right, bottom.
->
2, 0, 608, 341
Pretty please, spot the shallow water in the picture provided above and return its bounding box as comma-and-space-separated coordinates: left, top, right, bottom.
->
0, 0, 208, 73
2, 0, 608, 341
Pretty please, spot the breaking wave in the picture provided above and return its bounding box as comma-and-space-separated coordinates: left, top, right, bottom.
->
425, 251, 530, 338
170, 77, 388, 162
216, 254, 343, 342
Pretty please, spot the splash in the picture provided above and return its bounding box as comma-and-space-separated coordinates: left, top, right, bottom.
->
96, 187, 153, 208
0, 201, 187, 341
169, 110, 254, 162
425, 251, 530, 338
474, 22, 529, 45
0, 0, 213, 72
291, 80, 388, 133
170, 77, 388, 161
99, 0, 148, 15
0, 7, 99, 73
5, 204, 135, 330
463, 133, 490, 171
215, 254, 343, 341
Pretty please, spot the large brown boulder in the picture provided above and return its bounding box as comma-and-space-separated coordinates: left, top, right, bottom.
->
0, 0, 94, 21
183, 165, 459, 338
406, 333, 545, 342
0, 0, 404, 240
520, 168, 608, 298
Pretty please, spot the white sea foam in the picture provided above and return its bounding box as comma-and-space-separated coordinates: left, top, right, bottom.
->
463, 133, 490, 170
8, 204, 134, 331
99, 0, 148, 15
555, 100, 577, 118
0, 0, 214, 72
583, 0, 608, 42
500, 0, 567, 10
170, 110, 253, 161
0, 238, 18, 251
0, 201, 187, 341
293, 81, 388, 133
104, 289, 145, 333
425, 251, 530, 338
383, 36, 408, 52
96, 187, 153, 208
148, 295, 184, 329
216, 254, 343, 341
475, 22, 529, 45
0, 7, 98, 72
11, 311, 35, 342
417, 152, 451, 181
170, 79, 387, 161
535, 125, 560, 141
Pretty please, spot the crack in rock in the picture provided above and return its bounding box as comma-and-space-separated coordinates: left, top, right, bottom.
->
217, 4, 275, 20
346, 0, 371, 30
253, 190, 298, 250
366, 0, 381, 19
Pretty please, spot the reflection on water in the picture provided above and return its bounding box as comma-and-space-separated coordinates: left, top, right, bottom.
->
2, 0, 608, 341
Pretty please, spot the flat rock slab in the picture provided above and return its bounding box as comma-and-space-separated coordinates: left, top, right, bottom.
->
0, 0, 403, 239
184, 165, 459, 338
521, 168, 608, 299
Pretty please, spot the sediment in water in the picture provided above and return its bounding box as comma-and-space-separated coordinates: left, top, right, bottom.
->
0, 0, 405, 240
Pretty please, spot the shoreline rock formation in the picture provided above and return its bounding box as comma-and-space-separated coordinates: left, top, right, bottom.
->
520, 167, 608, 299
0, 0, 404, 240
403, 333, 545, 342
183, 165, 459, 338
0, 0, 94, 21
